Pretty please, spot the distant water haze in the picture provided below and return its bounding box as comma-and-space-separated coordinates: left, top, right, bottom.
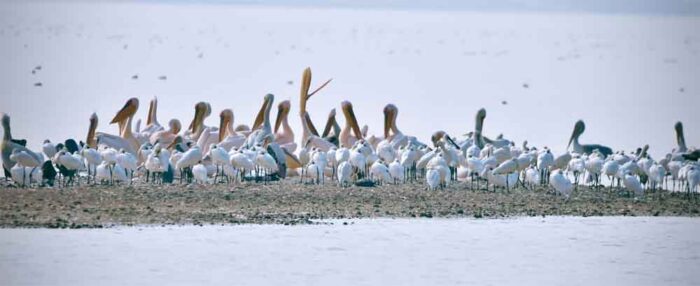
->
0, 2, 698, 159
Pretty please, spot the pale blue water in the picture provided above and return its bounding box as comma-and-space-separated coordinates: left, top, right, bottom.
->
0, 217, 698, 285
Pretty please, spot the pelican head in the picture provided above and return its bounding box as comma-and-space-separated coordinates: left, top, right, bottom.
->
383, 104, 398, 139
219, 109, 233, 142
275, 100, 291, 133
110, 98, 139, 125
169, 119, 182, 134
341, 101, 363, 139
568, 120, 585, 148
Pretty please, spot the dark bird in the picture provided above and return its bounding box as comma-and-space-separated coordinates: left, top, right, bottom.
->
567, 120, 613, 157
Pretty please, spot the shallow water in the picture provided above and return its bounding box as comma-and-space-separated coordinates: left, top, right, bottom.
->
0, 217, 698, 285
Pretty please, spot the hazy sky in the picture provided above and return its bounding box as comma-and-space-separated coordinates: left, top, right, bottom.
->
0, 1, 698, 159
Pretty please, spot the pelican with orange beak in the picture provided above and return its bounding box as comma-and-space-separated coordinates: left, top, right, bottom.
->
186, 101, 213, 142
141, 97, 163, 135
320, 108, 341, 146
217, 109, 245, 151
245, 94, 275, 148
339, 101, 363, 148
298, 67, 332, 144
274, 100, 297, 153
93, 98, 140, 154
567, 120, 613, 157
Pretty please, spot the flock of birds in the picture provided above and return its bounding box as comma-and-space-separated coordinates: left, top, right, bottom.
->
1, 68, 699, 198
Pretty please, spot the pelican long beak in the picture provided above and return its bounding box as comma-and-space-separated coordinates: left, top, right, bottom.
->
675, 121, 686, 150
300, 67, 312, 116
275, 101, 290, 133
110, 98, 139, 126
146, 97, 157, 126
252, 95, 272, 130
284, 148, 303, 169
87, 113, 98, 148
568, 120, 584, 149
475, 108, 486, 134
383, 104, 395, 139
321, 108, 336, 138
341, 101, 363, 140
304, 112, 320, 136
189, 102, 207, 134
166, 136, 182, 150
219, 110, 232, 142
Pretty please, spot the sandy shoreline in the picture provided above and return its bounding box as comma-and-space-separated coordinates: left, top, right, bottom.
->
1, 180, 698, 228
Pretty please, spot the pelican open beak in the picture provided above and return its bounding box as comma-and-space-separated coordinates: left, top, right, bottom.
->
304, 112, 320, 136
219, 109, 233, 142
341, 101, 363, 140
110, 98, 139, 127
675, 121, 686, 149
321, 108, 336, 138
189, 102, 208, 134
146, 97, 157, 126
275, 100, 290, 133
87, 113, 98, 148
568, 120, 585, 149
299, 67, 332, 116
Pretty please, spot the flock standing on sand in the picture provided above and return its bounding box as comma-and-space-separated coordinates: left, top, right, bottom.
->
2, 68, 699, 198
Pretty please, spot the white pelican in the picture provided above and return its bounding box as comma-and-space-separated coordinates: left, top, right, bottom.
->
550, 170, 573, 198
298, 67, 333, 143
320, 108, 341, 146
339, 101, 364, 148
92, 109, 136, 156
186, 101, 213, 142
141, 97, 163, 135
471, 108, 510, 149
567, 120, 613, 157
246, 94, 275, 148
105, 98, 140, 154
150, 119, 182, 146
